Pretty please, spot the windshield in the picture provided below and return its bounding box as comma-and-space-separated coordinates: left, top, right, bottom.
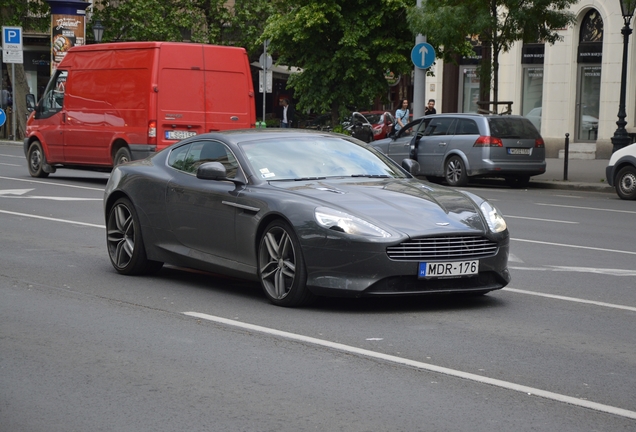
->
363, 114, 382, 124
240, 136, 408, 181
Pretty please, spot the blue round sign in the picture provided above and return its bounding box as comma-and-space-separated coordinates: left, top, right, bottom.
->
0, 109, 6, 128
411, 42, 436, 69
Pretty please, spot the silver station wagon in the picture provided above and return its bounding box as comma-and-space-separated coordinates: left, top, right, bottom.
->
372, 114, 546, 187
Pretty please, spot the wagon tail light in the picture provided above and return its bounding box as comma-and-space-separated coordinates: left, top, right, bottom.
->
148, 120, 157, 145
535, 137, 545, 148
473, 136, 503, 147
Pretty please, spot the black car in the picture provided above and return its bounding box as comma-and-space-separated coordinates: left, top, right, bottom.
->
104, 129, 510, 307
304, 112, 374, 143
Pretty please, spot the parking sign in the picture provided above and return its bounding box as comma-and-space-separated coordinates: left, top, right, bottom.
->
2, 26, 23, 64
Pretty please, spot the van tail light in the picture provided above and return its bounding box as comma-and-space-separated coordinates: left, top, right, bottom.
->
148, 120, 157, 145
535, 137, 545, 148
474, 136, 503, 147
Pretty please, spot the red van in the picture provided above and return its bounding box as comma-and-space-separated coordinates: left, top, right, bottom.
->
24, 41, 256, 177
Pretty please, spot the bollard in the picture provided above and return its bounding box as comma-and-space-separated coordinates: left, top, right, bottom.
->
563, 133, 569, 181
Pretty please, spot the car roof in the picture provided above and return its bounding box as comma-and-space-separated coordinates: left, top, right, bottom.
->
198, 128, 351, 145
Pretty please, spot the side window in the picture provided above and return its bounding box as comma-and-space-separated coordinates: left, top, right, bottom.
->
399, 119, 422, 138
415, 118, 431, 139
456, 119, 480, 135
425, 118, 456, 136
168, 140, 239, 178
36, 70, 67, 119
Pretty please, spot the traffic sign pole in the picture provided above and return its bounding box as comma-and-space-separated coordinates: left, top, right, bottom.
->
412, 34, 427, 119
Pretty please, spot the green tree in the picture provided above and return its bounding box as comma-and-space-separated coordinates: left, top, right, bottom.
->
263, 0, 415, 125
407, 0, 577, 111
1, 0, 49, 140
91, 0, 275, 58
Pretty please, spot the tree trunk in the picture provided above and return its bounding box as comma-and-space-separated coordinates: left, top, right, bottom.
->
479, 42, 491, 113
10, 63, 30, 140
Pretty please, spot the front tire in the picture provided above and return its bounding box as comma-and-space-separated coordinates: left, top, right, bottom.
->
445, 156, 468, 187
615, 166, 636, 200
258, 220, 315, 307
27, 141, 49, 178
114, 147, 132, 166
106, 197, 163, 275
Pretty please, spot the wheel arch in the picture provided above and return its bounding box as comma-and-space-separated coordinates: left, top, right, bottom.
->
444, 150, 472, 174
24, 133, 50, 160
110, 138, 130, 162
254, 212, 296, 255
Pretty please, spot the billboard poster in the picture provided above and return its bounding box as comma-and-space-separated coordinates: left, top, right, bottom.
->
51, 13, 85, 73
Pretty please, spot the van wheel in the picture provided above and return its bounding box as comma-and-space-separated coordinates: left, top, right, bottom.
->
445, 156, 468, 187
27, 141, 49, 178
114, 147, 132, 166
615, 166, 636, 200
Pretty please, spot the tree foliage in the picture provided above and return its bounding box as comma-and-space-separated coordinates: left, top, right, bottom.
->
262, 0, 415, 124
91, 0, 275, 58
407, 0, 577, 107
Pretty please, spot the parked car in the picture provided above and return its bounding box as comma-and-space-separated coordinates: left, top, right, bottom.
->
359, 111, 395, 140
606, 142, 636, 200
104, 129, 510, 307
372, 113, 546, 187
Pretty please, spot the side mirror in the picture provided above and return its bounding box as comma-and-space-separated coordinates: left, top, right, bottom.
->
26, 94, 36, 112
401, 158, 420, 175
196, 161, 227, 180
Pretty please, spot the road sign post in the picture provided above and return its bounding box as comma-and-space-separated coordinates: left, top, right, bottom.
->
2, 26, 23, 140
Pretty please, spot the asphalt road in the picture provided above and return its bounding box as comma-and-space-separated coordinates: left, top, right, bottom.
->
1, 144, 635, 431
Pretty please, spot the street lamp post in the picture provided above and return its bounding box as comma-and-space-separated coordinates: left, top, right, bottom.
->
92, 20, 105, 43
611, 0, 636, 153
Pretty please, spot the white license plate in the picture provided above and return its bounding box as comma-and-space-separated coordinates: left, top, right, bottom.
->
507, 148, 531, 155
165, 130, 197, 140
419, 260, 479, 278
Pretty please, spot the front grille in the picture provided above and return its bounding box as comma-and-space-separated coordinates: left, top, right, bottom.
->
387, 236, 498, 261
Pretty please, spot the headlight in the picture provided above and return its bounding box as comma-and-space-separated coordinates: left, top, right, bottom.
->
480, 201, 507, 233
315, 207, 391, 238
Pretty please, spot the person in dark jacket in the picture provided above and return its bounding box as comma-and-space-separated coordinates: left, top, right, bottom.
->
424, 99, 437, 115
281, 99, 295, 128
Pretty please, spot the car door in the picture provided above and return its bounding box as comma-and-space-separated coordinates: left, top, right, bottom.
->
165, 140, 240, 260
417, 117, 457, 175
33, 70, 67, 162
387, 118, 424, 164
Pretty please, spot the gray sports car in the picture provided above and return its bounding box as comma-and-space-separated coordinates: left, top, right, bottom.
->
104, 129, 510, 307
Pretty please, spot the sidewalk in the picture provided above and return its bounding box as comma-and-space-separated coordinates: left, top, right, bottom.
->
1, 138, 613, 192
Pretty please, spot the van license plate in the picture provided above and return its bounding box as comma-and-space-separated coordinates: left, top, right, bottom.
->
507, 148, 531, 155
166, 130, 197, 140
419, 260, 478, 278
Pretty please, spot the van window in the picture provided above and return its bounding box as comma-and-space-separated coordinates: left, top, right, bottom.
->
168, 140, 238, 178
37, 70, 67, 119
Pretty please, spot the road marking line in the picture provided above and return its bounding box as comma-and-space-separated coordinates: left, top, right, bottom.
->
505, 215, 578, 224
0, 162, 20, 167
536, 202, 636, 215
513, 238, 636, 255
0, 153, 24, 158
0, 175, 104, 191
0, 209, 105, 228
510, 265, 636, 277
184, 311, 636, 420
503, 288, 636, 312
2, 196, 102, 201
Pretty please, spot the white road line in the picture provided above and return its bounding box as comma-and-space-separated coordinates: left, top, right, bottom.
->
184, 311, 636, 420
0, 175, 104, 191
536, 202, 636, 215
505, 215, 578, 224
510, 265, 636, 277
0, 162, 20, 167
513, 238, 636, 255
0, 209, 105, 228
1, 196, 102, 201
503, 287, 636, 312
0, 153, 24, 158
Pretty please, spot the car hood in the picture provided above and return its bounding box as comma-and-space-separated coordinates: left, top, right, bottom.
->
269, 178, 487, 236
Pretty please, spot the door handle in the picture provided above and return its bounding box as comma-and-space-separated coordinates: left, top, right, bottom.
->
438, 142, 447, 146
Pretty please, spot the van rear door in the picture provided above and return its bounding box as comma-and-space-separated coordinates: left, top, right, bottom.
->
203, 46, 255, 131
157, 44, 206, 151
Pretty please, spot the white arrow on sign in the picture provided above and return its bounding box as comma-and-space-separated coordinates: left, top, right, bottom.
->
418, 45, 428, 65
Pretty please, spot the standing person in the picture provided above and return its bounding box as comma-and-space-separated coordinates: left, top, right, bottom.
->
424, 99, 437, 115
280, 99, 295, 128
394, 99, 409, 133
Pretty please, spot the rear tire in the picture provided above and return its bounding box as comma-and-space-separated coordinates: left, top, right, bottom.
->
615, 166, 636, 200
445, 156, 468, 187
106, 197, 163, 275
27, 141, 49, 178
114, 147, 132, 166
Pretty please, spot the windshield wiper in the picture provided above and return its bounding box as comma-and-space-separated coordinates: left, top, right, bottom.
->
350, 174, 391, 178
293, 176, 327, 181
